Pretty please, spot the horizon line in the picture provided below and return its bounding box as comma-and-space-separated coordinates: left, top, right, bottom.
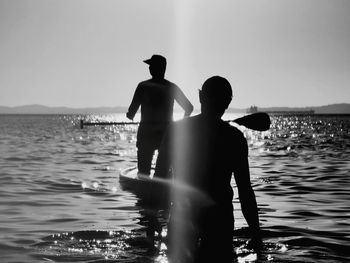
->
1, 102, 349, 109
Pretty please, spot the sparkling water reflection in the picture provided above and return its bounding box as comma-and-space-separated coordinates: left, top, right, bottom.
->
0, 114, 349, 262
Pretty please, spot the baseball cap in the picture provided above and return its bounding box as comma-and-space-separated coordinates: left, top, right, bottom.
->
143, 55, 167, 67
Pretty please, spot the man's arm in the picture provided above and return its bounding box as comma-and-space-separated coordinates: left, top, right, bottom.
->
126, 84, 141, 120
233, 138, 260, 238
174, 86, 193, 117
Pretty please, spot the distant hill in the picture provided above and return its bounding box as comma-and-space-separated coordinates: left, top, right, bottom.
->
0, 104, 128, 114
0, 103, 349, 114
312, 103, 350, 114
228, 103, 350, 114
256, 103, 350, 114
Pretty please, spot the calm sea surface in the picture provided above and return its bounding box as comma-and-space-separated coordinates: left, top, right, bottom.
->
0, 113, 349, 263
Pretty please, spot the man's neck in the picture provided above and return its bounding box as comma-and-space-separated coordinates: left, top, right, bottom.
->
200, 112, 223, 121
152, 75, 164, 81
200, 106, 225, 120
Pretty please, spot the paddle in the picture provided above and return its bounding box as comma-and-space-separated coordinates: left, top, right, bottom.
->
230, 112, 271, 131
80, 112, 271, 131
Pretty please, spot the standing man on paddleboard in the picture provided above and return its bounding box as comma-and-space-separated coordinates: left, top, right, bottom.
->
155, 76, 261, 263
126, 55, 193, 175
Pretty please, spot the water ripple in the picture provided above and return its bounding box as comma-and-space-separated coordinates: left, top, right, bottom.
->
0, 114, 349, 263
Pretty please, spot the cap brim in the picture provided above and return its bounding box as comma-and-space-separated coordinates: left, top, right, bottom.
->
143, 58, 152, 65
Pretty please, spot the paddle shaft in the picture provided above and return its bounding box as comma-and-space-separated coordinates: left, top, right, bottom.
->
80, 112, 270, 131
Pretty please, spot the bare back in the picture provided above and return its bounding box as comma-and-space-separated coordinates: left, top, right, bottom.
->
127, 79, 192, 124
156, 114, 248, 206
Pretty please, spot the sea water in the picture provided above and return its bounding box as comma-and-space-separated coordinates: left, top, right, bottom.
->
0, 113, 349, 263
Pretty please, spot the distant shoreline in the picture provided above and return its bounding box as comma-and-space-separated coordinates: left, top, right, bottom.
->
1, 113, 349, 117
0, 103, 349, 114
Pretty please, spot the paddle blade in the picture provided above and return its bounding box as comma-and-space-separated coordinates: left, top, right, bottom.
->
233, 112, 271, 131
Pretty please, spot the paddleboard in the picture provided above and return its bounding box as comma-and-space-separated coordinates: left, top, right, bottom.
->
119, 166, 170, 209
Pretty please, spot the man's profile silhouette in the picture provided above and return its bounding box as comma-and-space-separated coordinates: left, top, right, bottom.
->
126, 55, 193, 175
155, 76, 261, 262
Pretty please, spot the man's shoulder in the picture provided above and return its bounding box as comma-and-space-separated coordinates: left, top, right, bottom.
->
158, 78, 173, 83
163, 79, 178, 89
138, 79, 153, 87
138, 79, 177, 88
220, 120, 246, 140
221, 120, 242, 132
170, 116, 247, 149
177, 115, 200, 124
169, 115, 198, 132
173, 116, 245, 136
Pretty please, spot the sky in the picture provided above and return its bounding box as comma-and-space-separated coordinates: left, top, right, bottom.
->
0, 0, 349, 109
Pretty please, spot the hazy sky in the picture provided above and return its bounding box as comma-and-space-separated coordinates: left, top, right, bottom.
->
1, 0, 349, 109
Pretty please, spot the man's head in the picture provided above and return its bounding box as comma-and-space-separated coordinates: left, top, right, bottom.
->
199, 76, 233, 117
144, 54, 167, 79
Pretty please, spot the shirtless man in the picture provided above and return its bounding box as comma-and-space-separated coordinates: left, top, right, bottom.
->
127, 55, 193, 175
155, 76, 261, 262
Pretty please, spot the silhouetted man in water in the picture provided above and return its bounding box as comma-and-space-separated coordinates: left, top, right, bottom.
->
127, 55, 193, 175
155, 76, 261, 263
